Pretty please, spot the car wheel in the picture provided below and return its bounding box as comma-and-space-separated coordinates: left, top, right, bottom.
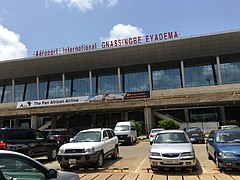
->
60, 164, 70, 170
215, 155, 220, 168
129, 137, 134, 145
112, 146, 119, 159
94, 152, 104, 167
207, 152, 212, 160
48, 147, 57, 161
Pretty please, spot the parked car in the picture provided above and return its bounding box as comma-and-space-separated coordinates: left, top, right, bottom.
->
183, 127, 205, 143
149, 128, 164, 145
44, 129, 75, 146
0, 150, 79, 180
57, 128, 119, 169
218, 125, 239, 129
206, 129, 240, 169
149, 130, 196, 170
114, 121, 137, 144
0, 127, 59, 160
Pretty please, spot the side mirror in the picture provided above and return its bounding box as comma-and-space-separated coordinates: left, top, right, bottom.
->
47, 169, 58, 179
70, 138, 73, 142
103, 137, 109, 141
208, 138, 213, 142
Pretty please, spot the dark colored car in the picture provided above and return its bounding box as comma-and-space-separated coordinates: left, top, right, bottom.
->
44, 129, 75, 146
0, 127, 59, 160
206, 129, 240, 169
183, 127, 205, 144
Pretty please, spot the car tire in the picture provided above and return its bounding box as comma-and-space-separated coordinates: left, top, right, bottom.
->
207, 152, 212, 160
215, 155, 220, 168
94, 152, 104, 167
112, 146, 119, 159
48, 147, 57, 161
60, 164, 70, 170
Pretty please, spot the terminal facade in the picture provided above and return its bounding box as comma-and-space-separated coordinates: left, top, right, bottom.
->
0, 30, 240, 134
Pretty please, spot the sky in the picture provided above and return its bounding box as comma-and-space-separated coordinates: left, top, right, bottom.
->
0, 0, 239, 61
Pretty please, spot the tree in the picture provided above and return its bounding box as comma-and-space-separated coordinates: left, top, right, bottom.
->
129, 119, 143, 136
158, 119, 180, 130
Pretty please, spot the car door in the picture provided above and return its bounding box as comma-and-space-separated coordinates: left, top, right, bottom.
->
207, 131, 215, 157
34, 130, 50, 156
102, 130, 111, 154
106, 130, 116, 151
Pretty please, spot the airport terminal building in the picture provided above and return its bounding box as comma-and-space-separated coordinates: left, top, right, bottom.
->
0, 30, 240, 134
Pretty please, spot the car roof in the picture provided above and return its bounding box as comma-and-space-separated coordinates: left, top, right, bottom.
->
213, 129, 240, 133
80, 128, 113, 132
150, 128, 164, 131
159, 130, 185, 133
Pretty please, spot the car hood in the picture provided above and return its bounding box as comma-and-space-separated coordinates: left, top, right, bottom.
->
217, 143, 240, 153
60, 142, 101, 150
151, 143, 193, 153
56, 171, 79, 180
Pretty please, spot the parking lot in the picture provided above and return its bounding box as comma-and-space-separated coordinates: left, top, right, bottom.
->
42, 139, 240, 180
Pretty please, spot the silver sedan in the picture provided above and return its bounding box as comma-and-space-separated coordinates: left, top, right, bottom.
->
149, 130, 196, 170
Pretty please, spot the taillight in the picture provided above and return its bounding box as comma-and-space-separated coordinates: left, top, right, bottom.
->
0, 141, 7, 149
150, 134, 153, 138
201, 132, 205, 136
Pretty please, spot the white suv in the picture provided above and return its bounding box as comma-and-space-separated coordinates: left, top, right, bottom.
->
57, 128, 119, 169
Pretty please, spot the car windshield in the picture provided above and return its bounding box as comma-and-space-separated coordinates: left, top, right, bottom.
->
114, 125, 129, 131
186, 128, 201, 133
216, 131, 240, 143
151, 129, 163, 133
72, 132, 101, 142
48, 131, 60, 135
154, 132, 189, 143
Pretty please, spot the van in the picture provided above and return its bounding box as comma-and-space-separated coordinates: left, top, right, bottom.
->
114, 121, 137, 144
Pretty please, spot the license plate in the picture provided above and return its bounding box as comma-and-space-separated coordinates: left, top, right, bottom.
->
190, 138, 195, 141
69, 159, 76, 164
192, 134, 198, 136
163, 160, 179, 164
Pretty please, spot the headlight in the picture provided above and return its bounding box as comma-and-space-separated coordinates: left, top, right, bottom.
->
181, 152, 194, 156
58, 148, 65, 154
219, 152, 235, 157
85, 147, 95, 153
150, 152, 161, 156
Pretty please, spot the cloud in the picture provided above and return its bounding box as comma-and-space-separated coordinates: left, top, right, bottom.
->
101, 24, 144, 41
50, 0, 118, 12
0, 25, 27, 61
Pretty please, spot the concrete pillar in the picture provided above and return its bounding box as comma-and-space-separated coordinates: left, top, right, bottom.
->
121, 112, 128, 121
36, 76, 40, 99
216, 56, 222, 85
144, 107, 154, 135
62, 73, 66, 97
117, 68, 122, 92
12, 79, 15, 101
148, 64, 153, 90
89, 70, 93, 95
180, 61, 185, 88
184, 108, 189, 127
91, 114, 97, 128
31, 115, 38, 129
51, 115, 57, 129
220, 106, 226, 125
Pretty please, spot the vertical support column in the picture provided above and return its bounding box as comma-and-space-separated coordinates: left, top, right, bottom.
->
220, 106, 226, 125
12, 79, 15, 101
91, 114, 97, 128
144, 107, 154, 136
89, 70, 93, 95
184, 108, 189, 127
62, 73, 66, 97
148, 64, 153, 90
36, 76, 40, 99
216, 56, 222, 85
117, 68, 122, 92
121, 112, 128, 121
51, 115, 57, 129
31, 115, 38, 129
180, 61, 185, 88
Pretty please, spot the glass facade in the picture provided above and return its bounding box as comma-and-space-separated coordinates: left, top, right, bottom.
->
221, 61, 240, 84
124, 71, 149, 92
189, 108, 220, 122
184, 64, 217, 87
1, 58, 240, 103
152, 68, 181, 90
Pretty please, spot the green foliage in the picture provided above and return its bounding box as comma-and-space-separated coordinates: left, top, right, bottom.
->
158, 119, 180, 130
129, 119, 143, 136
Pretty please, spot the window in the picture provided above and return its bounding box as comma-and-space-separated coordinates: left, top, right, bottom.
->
35, 131, 45, 140
6, 129, 35, 140
124, 71, 149, 92
0, 155, 46, 179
